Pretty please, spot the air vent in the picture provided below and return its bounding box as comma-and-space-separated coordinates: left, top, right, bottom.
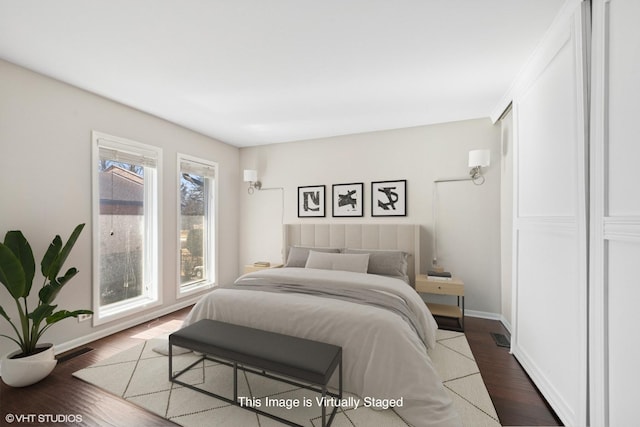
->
57, 347, 93, 363
490, 332, 511, 348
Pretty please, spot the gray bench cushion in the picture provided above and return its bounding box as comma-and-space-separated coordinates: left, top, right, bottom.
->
170, 319, 341, 385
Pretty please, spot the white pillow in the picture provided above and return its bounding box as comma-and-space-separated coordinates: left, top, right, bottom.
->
305, 251, 370, 274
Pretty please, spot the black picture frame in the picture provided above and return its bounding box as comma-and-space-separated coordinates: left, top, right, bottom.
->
298, 185, 326, 217
371, 180, 407, 217
332, 183, 364, 217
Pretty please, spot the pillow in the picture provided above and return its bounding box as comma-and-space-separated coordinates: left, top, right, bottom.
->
305, 251, 370, 274
343, 248, 409, 278
284, 246, 341, 268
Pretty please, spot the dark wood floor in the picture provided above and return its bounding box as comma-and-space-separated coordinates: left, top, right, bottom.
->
460, 317, 562, 426
0, 308, 191, 427
1, 310, 561, 426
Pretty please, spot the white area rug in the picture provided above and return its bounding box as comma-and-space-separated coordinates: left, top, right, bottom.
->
73, 329, 500, 426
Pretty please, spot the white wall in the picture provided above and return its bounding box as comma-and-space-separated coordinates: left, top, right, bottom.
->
0, 60, 240, 358
239, 119, 502, 315
500, 109, 513, 329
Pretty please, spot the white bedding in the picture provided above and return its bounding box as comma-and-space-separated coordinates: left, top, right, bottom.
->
184, 268, 461, 427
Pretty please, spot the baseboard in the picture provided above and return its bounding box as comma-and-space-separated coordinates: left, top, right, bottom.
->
3, 303, 512, 377
499, 315, 512, 333
0, 295, 202, 378
464, 309, 501, 321
463, 310, 512, 334
52, 295, 202, 356
512, 344, 575, 426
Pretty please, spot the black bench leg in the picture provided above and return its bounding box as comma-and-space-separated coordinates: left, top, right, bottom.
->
233, 362, 238, 402
168, 343, 173, 381
339, 358, 343, 400
321, 385, 327, 427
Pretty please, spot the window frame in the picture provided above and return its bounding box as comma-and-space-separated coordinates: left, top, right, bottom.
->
176, 153, 218, 298
91, 131, 163, 325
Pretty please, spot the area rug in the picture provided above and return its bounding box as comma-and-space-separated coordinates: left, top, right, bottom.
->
73, 329, 500, 426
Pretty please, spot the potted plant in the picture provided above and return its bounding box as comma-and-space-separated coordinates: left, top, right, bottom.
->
0, 223, 92, 387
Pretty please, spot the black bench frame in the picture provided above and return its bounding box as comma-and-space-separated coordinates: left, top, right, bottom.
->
169, 320, 343, 427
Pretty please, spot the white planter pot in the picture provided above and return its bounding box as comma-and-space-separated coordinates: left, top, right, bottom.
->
1, 344, 57, 387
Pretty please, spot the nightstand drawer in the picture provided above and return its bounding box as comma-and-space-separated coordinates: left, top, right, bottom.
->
415, 275, 464, 296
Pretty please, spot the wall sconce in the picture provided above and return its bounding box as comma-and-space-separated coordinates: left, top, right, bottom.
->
243, 169, 262, 194
468, 149, 490, 185
431, 148, 491, 267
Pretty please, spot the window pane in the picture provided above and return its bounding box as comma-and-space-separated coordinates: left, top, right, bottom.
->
99, 160, 145, 305
180, 172, 207, 286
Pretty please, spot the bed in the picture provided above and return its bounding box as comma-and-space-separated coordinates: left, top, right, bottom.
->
183, 224, 460, 427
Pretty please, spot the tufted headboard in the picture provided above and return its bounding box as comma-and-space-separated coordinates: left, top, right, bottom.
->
283, 224, 420, 286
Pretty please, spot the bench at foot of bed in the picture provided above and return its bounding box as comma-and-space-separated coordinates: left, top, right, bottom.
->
169, 319, 343, 427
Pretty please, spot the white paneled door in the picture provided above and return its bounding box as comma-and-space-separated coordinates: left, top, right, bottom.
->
590, 1, 640, 425
511, 1, 589, 426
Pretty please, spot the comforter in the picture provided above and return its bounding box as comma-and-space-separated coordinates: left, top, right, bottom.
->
183, 267, 461, 427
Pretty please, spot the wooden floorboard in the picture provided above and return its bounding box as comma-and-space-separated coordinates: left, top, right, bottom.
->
1, 308, 562, 426
461, 316, 563, 427
0, 308, 191, 427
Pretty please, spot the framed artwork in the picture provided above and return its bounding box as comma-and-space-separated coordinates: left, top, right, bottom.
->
371, 180, 407, 217
298, 185, 326, 217
332, 183, 364, 217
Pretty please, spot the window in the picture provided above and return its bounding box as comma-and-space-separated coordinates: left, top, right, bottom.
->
92, 131, 161, 324
178, 154, 217, 295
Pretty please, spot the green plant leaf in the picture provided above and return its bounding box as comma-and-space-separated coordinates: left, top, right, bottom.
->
41, 235, 62, 278
0, 243, 26, 299
3, 231, 35, 297
28, 303, 56, 326
0, 305, 11, 322
43, 224, 85, 281
0, 304, 25, 350
38, 268, 78, 305
38, 280, 58, 305
57, 267, 79, 286
46, 309, 92, 325
38, 284, 53, 305
1, 223, 89, 354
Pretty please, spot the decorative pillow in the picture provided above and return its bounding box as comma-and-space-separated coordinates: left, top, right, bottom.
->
284, 246, 341, 268
305, 251, 370, 274
343, 248, 409, 278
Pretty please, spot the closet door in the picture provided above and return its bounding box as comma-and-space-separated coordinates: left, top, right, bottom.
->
511, 2, 589, 426
590, 1, 640, 425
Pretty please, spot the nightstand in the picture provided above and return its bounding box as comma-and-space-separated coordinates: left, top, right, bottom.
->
243, 263, 283, 274
415, 274, 465, 331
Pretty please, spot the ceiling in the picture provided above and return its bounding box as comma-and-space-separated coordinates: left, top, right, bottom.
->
0, 0, 565, 147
